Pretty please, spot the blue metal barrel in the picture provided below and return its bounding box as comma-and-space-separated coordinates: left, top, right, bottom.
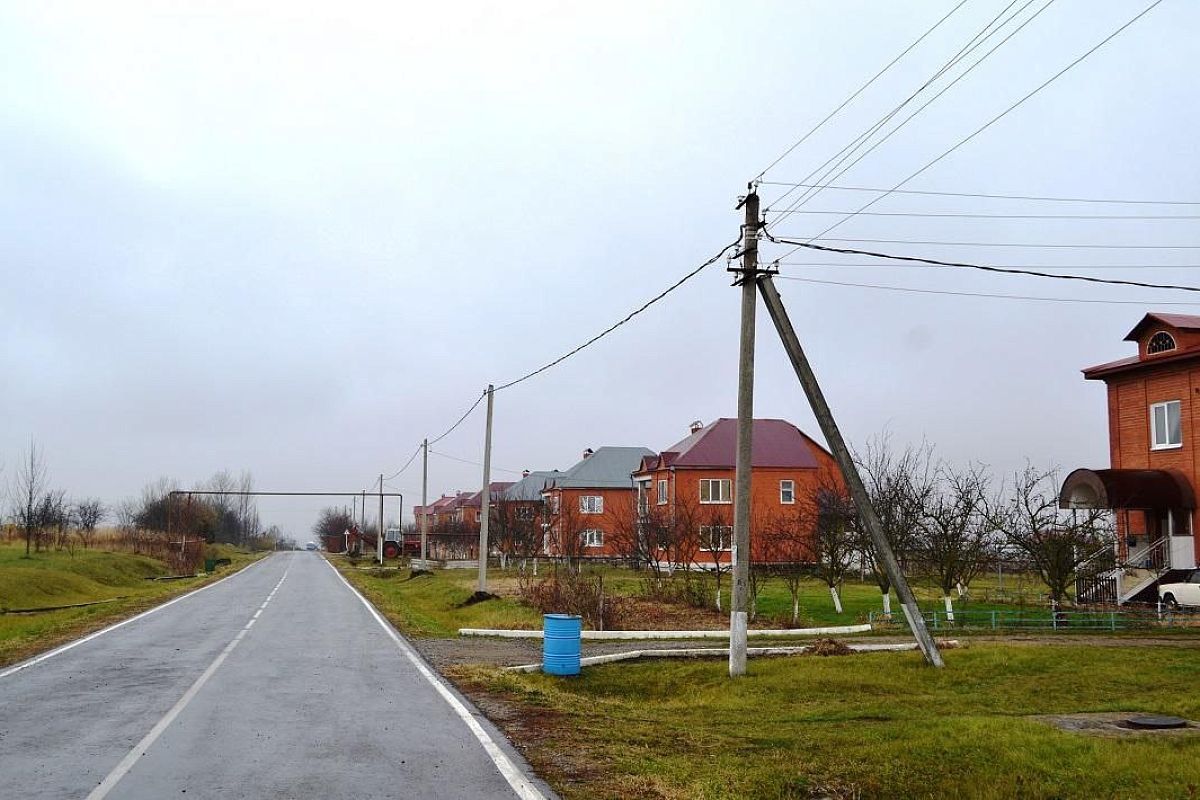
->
543, 614, 582, 676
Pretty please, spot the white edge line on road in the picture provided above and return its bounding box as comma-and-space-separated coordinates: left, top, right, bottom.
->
0, 553, 274, 680
86, 561, 293, 800
323, 558, 549, 800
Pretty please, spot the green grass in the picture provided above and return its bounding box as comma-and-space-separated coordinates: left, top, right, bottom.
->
457, 643, 1200, 799
0, 541, 266, 666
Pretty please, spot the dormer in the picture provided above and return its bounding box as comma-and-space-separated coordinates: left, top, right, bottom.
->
1123, 313, 1200, 360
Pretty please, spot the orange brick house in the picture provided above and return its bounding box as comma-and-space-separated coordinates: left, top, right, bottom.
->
457, 481, 514, 531
634, 418, 843, 568
1060, 312, 1200, 603
541, 447, 654, 559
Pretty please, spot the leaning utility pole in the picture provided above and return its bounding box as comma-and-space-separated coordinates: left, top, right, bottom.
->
476, 385, 496, 595
757, 275, 944, 667
728, 189, 760, 678
420, 438, 429, 567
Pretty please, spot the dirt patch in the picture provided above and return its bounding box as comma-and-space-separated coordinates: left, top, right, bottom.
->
809, 638, 854, 656
1033, 712, 1200, 738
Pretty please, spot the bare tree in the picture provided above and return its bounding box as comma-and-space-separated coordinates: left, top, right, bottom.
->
856, 436, 935, 618
812, 479, 857, 614
313, 507, 353, 541
697, 504, 733, 612
761, 506, 816, 626
74, 498, 106, 549
997, 466, 1116, 609
10, 442, 48, 556
918, 463, 996, 622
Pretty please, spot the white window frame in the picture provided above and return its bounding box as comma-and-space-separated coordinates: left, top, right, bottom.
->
515, 505, 534, 520
547, 494, 560, 514
581, 529, 604, 548
699, 478, 732, 504
699, 524, 733, 552
580, 495, 604, 514
657, 479, 668, 505
1150, 400, 1183, 450
780, 480, 795, 504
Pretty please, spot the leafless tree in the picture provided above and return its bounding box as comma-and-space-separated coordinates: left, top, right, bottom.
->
313, 507, 353, 540
812, 477, 857, 614
760, 506, 815, 625
697, 504, 733, 612
996, 465, 1116, 608
10, 442, 48, 556
490, 493, 538, 570
74, 498, 106, 549
856, 436, 935, 618
918, 463, 997, 621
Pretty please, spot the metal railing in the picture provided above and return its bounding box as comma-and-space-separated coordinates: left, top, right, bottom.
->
869, 607, 1200, 631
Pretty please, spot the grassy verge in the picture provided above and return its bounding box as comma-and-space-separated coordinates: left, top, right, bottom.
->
0, 541, 267, 667
454, 643, 1200, 799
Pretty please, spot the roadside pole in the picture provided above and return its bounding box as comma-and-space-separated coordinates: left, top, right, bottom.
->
728, 189, 760, 678
756, 275, 944, 667
378, 473, 385, 565
420, 438, 429, 567
477, 384, 495, 595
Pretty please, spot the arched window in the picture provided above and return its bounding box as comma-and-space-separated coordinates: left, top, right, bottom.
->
1148, 331, 1177, 354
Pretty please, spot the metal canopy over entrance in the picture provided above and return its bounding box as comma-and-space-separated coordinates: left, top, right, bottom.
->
1058, 468, 1195, 511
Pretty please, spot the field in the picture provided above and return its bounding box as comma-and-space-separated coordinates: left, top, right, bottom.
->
454, 643, 1200, 799
0, 540, 265, 667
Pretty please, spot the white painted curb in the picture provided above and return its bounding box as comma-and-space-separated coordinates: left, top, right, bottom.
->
459, 623, 872, 640
503, 640, 958, 673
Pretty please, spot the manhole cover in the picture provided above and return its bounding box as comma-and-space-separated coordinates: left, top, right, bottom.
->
1126, 715, 1189, 730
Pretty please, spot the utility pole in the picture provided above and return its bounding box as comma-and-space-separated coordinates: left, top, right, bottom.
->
476, 385, 495, 596
420, 438, 429, 567
757, 275, 944, 667
378, 473, 385, 565
728, 189, 760, 678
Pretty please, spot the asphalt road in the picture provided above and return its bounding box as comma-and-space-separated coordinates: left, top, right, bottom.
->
0, 552, 555, 799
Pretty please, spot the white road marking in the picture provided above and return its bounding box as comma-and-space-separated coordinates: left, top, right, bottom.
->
323, 558, 549, 800
0, 554, 273, 680
85, 561, 293, 800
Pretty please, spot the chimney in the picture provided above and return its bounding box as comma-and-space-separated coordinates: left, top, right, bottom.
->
689, 420, 704, 434
582, 448, 594, 460
522, 470, 530, 478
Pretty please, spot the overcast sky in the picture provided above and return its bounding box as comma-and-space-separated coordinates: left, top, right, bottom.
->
3, 1, 1198, 537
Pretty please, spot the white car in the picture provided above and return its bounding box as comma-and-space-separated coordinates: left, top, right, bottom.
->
1159, 570, 1200, 608
305, 541, 318, 551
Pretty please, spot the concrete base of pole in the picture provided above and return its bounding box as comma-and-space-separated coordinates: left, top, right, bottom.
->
729, 611, 748, 676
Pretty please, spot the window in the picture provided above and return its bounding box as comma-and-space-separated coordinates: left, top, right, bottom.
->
580, 495, 604, 514
699, 478, 732, 504
780, 480, 795, 504
1148, 331, 1177, 354
657, 479, 668, 505
547, 494, 560, 514
581, 529, 604, 548
515, 505, 534, 520
1151, 401, 1183, 450
700, 525, 733, 551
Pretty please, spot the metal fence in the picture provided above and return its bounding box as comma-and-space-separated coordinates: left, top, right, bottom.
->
869, 608, 1200, 631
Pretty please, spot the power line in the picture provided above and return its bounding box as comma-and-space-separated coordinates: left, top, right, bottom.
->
753, 0, 968, 181
795, 0, 1165, 251
763, 235, 1200, 293
429, 449, 523, 476
775, 275, 1200, 306
428, 391, 487, 446
766, 209, 1200, 220
778, 261, 1200, 270
492, 236, 743, 391
758, 181, 1200, 206
772, 0, 1055, 220
772, 236, 1200, 250
383, 444, 423, 481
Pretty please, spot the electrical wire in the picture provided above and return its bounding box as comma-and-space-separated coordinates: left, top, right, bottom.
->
775, 236, 1200, 250
763, 235, 1200, 293
794, 0, 1165, 252
772, 0, 1055, 220
758, 181, 1200, 206
492, 236, 743, 391
383, 444, 423, 482
429, 449, 524, 476
428, 391, 487, 446
778, 261, 1200, 270
766, 209, 1200, 220
753, 0, 968, 181
775, 274, 1200, 306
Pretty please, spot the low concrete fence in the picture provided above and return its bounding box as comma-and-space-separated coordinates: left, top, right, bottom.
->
459, 623, 872, 640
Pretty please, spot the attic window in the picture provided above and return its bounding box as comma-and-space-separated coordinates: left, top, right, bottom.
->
1148, 331, 1177, 354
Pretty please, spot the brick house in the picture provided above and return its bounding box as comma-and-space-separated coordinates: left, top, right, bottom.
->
457, 481, 514, 531
1060, 312, 1200, 603
541, 447, 654, 559
634, 418, 842, 567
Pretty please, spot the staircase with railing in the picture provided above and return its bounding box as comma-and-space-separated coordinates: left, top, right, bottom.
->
1076, 537, 1173, 605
